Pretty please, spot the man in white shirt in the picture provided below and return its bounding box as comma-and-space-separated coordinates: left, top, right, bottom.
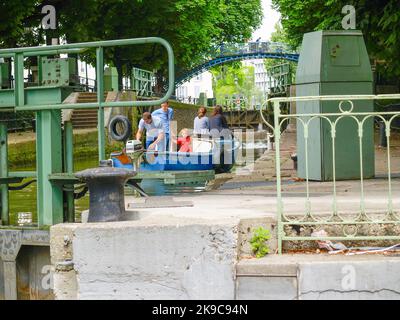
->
136, 112, 165, 150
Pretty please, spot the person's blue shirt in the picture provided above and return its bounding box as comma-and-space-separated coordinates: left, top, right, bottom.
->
151, 107, 174, 134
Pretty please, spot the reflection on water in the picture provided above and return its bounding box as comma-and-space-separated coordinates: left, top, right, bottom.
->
139, 179, 207, 196
9, 179, 37, 226
9, 158, 97, 225
8, 140, 268, 225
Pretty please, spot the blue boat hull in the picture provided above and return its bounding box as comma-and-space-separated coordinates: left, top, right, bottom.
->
111, 138, 239, 173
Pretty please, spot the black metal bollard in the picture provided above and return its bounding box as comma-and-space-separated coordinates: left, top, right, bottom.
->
291, 153, 298, 171
75, 161, 136, 222
379, 121, 387, 148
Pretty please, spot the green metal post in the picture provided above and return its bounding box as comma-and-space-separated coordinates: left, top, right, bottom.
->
38, 56, 43, 86
0, 123, 9, 225
64, 121, 74, 222
274, 101, 283, 254
385, 121, 393, 215
36, 110, 64, 226
96, 47, 105, 161
14, 53, 25, 107
131, 92, 138, 135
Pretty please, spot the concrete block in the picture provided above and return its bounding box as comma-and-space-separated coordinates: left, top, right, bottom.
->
298, 259, 400, 300
16, 246, 53, 300
50, 224, 75, 265
236, 276, 297, 300
81, 211, 88, 223
0, 260, 3, 300
53, 269, 78, 300
52, 219, 239, 300
28, 246, 53, 300
236, 260, 297, 277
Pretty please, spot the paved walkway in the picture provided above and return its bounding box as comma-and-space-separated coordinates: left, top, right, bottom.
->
127, 126, 400, 222
126, 177, 400, 222
7, 128, 97, 145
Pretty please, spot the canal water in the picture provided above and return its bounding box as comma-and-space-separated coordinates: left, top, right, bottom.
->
9, 158, 97, 225
9, 141, 268, 225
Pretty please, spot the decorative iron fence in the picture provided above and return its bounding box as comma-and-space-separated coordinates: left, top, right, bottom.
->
262, 94, 400, 253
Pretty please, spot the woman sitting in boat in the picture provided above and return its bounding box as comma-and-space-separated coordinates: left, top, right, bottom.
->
209, 105, 230, 138
193, 106, 210, 136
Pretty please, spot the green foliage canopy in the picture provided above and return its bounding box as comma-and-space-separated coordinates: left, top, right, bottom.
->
264, 22, 296, 83
0, 0, 263, 87
0, 0, 42, 47
272, 0, 400, 78
211, 63, 263, 106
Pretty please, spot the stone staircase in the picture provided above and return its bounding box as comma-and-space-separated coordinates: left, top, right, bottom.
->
206, 126, 298, 190
69, 92, 108, 129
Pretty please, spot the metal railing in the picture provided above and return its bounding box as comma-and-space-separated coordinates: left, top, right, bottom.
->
0, 37, 175, 227
262, 94, 400, 253
176, 41, 299, 87
0, 37, 174, 160
208, 41, 296, 59
0, 37, 174, 111
78, 76, 96, 92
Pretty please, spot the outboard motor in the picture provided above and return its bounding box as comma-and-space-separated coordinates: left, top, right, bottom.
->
125, 140, 145, 170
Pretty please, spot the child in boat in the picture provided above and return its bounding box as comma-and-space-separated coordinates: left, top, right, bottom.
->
176, 128, 192, 152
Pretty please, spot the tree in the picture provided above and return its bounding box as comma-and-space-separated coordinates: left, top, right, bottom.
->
264, 22, 296, 86
1, 0, 263, 91
0, 0, 42, 48
272, 0, 400, 79
211, 63, 263, 107
264, 22, 290, 69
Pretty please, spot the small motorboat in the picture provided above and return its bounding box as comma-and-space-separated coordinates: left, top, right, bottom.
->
111, 137, 240, 174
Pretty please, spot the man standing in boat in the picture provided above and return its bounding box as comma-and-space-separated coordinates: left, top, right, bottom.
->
151, 101, 174, 150
136, 112, 165, 151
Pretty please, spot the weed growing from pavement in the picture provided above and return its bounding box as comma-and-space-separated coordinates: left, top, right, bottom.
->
250, 226, 271, 258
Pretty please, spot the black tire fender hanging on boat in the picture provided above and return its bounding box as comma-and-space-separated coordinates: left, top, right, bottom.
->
108, 115, 132, 141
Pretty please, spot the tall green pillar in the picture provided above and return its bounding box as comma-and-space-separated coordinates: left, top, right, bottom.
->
0, 123, 9, 225
97, 47, 106, 161
36, 110, 64, 226
295, 30, 374, 181
63, 121, 75, 223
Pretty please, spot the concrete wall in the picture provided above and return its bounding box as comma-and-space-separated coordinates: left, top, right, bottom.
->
169, 102, 199, 132
50, 217, 400, 300
168, 102, 211, 132
157, 102, 263, 132
16, 246, 53, 300
236, 255, 400, 300
0, 245, 53, 300
139, 101, 208, 133
298, 260, 400, 299
143, 101, 263, 133
237, 276, 298, 300
0, 229, 52, 300
51, 218, 239, 300
0, 259, 3, 300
